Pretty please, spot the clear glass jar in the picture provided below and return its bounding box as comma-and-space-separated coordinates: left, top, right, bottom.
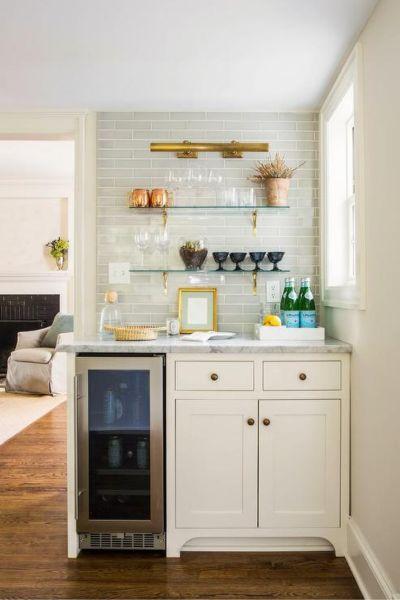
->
99, 291, 122, 339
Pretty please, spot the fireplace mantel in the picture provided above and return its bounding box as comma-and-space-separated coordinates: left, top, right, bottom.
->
0, 272, 72, 312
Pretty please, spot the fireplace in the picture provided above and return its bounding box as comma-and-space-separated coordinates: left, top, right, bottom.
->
0, 294, 60, 375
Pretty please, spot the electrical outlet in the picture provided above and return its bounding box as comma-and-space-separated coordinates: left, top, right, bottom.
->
266, 280, 280, 303
108, 262, 130, 284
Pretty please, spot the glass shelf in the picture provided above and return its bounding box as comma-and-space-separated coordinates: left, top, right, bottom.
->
129, 268, 289, 274
129, 267, 289, 295
128, 205, 289, 211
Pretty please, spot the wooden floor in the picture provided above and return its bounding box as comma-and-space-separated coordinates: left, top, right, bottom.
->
0, 403, 362, 600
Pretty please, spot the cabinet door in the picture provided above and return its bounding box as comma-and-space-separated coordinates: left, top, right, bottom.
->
176, 399, 258, 528
259, 400, 340, 528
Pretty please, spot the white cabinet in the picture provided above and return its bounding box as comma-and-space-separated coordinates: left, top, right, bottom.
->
168, 353, 349, 557
258, 400, 341, 528
175, 399, 258, 528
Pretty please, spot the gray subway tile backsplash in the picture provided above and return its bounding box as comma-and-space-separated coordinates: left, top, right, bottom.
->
96, 111, 319, 332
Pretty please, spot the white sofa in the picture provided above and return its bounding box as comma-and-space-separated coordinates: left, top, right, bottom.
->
5, 327, 72, 395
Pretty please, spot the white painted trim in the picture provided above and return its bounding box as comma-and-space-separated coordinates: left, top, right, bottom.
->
0, 110, 97, 336
346, 517, 399, 599
183, 537, 333, 552
0, 272, 72, 281
320, 43, 366, 310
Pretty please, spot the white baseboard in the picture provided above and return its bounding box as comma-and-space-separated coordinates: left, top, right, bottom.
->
183, 536, 333, 552
346, 517, 399, 599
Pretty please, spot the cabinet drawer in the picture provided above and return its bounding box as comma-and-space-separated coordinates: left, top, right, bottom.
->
175, 361, 254, 391
263, 361, 341, 391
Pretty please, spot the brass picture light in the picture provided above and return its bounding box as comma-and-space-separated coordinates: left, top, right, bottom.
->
150, 140, 269, 159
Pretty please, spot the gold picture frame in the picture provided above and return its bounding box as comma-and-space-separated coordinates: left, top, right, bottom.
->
178, 287, 217, 333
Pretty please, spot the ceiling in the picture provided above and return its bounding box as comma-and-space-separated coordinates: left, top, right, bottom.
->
0, 0, 378, 111
0, 141, 74, 180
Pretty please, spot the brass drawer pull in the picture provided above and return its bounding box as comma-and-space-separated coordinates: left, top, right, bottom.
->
210, 373, 219, 381
263, 418, 271, 427
247, 418, 255, 426
299, 372, 307, 381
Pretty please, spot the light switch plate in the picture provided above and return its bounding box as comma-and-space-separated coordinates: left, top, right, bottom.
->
108, 262, 130, 284
266, 280, 280, 303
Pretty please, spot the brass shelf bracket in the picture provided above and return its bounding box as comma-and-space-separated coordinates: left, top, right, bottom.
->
252, 210, 257, 236
162, 207, 168, 229
252, 271, 258, 295
162, 271, 168, 295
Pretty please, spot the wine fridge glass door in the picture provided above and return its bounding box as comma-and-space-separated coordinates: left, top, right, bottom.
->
76, 356, 164, 533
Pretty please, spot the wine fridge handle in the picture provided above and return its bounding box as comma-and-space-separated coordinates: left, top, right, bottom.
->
74, 374, 80, 520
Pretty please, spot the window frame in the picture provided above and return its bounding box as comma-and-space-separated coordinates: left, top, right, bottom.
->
320, 44, 366, 310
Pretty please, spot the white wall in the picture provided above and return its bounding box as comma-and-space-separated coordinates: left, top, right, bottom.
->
0, 190, 69, 273
324, 0, 400, 594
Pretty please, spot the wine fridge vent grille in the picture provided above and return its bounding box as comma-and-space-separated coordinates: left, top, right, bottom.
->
79, 532, 165, 550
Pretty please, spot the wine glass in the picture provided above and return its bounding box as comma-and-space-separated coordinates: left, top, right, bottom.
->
134, 228, 150, 267
154, 228, 170, 268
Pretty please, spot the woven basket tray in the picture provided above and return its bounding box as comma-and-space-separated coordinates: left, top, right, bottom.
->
104, 324, 165, 341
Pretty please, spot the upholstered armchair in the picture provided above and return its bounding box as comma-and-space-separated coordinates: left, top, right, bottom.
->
5, 327, 72, 395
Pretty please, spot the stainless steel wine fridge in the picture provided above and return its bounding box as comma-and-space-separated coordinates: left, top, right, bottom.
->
75, 355, 165, 551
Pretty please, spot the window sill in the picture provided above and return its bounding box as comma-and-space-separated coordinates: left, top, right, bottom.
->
322, 286, 365, 310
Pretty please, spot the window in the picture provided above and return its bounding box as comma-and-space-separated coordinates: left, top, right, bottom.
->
321, 45, 365, 309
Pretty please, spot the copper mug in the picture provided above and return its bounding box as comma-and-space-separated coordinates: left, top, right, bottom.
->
129, 189, 150, 208
150, 188, 168, 208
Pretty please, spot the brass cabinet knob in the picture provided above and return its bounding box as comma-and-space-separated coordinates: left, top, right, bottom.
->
210, 373, 219, 381
263, 418, 271, 427
247, 417, 255, 426
299, 372, 307, 381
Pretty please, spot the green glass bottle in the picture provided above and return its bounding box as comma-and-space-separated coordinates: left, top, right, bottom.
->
280, 278, 290, 325
299, 277, 316, 328
283, 277, 299, 328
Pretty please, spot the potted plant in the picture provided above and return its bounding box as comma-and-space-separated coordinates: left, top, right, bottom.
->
249, 153, 305, 206
179, 240, 208, 270
46, 237, 69, 270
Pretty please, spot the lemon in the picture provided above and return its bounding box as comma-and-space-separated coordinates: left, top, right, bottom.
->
263, 314, 282, 327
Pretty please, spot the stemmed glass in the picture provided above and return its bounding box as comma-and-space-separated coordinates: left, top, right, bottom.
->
134, 228, 150, 267
154, 228, 170, 269
249, 251, 266, 271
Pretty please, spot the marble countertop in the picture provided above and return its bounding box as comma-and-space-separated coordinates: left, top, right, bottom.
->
58, 334, 351, 354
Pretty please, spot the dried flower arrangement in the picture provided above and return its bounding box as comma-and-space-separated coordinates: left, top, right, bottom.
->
249, 153, 305, 182
249, 153, 306, 206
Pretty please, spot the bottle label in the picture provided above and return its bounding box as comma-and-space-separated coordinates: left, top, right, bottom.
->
304, 290, 313, 300
288, 290, 296, 300
285, 311, 300, 328
300, 310, 316, 328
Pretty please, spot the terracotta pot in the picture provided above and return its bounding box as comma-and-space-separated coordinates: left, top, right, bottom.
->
265, 178, 290, 206
129, 189, 150, 208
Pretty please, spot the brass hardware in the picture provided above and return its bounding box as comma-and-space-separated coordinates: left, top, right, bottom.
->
177, 140, 198, 159
252, 271, 257, 295
162, 271, 168, 295
162, 207, 168, 229
210, 373, 219, 381
299, 372, 307, 381
263, 418, 271, 427
247, 418, 255, 426
150, 140, 269, 159
252, 210, 257, 236
223, 140, 242, 159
